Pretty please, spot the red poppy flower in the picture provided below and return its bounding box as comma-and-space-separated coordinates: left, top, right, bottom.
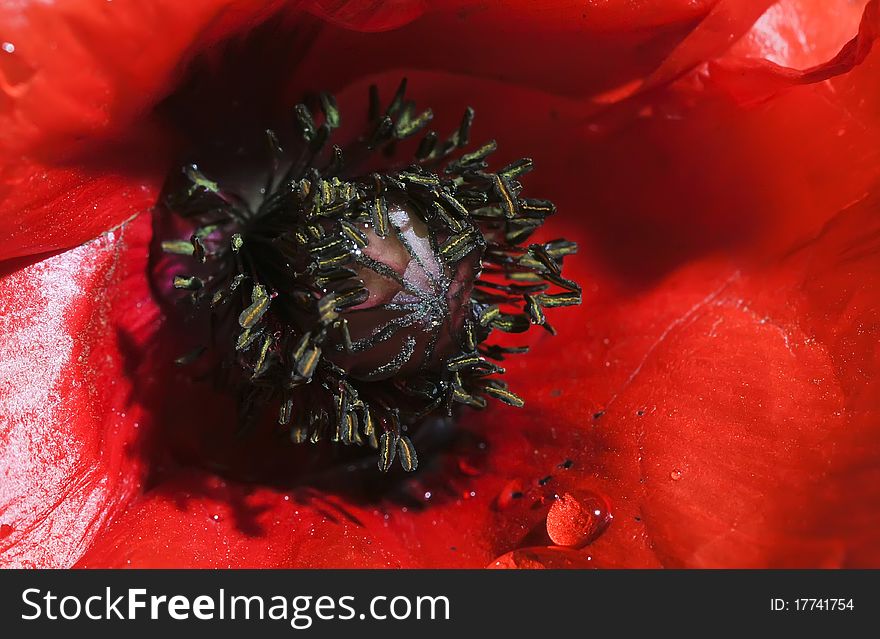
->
1, 0, 879, 569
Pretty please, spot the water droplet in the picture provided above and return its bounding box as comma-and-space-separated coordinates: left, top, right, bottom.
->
423, 491, 432, 500
211, 513, 222, 522
545, 490, 612, 548
488, 546, 597, 569
0, 523, 13, 539
2, 42, 14, 54
670, 469, 683, 481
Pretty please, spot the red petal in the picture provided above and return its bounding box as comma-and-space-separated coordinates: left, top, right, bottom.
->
76, 471, 417, 569
21, 1, 880, 567
607, 195, 880, 567
704, 0, 879, 101
291, 0, 775, 102
0, 137, 166, 262
1, 0, 277, 157
0, 217, 154, 567
0, 0, 428, 261
1, 0, 414, 157
307, 0, 427, 31
729, 0, 867, 69
570, 17, 880, 282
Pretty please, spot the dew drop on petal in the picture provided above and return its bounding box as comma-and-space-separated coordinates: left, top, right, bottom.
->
670, 468, 683, 481
545, 490, 613, 548
488, 546, 597, 569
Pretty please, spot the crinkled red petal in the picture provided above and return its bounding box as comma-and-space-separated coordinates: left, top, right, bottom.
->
0, 0, 428, 261
0, 215, 154, 567
4, 0, 879, 568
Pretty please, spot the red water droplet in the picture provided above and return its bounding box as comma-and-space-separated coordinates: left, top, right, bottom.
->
670, 468, 683, 481
0, 523, 13, 539
545, 490, 612, 548
488, 546, 597, 569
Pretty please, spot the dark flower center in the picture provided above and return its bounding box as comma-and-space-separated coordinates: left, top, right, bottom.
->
152, 79, 581, 473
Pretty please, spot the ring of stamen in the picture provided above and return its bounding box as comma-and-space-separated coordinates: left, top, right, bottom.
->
155, 79, 581, 472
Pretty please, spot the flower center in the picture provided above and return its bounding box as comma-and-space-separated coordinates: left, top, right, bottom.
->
152, 80, 581, 472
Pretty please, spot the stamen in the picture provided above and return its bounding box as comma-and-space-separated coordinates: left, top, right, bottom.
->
155, 80, 581, 472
